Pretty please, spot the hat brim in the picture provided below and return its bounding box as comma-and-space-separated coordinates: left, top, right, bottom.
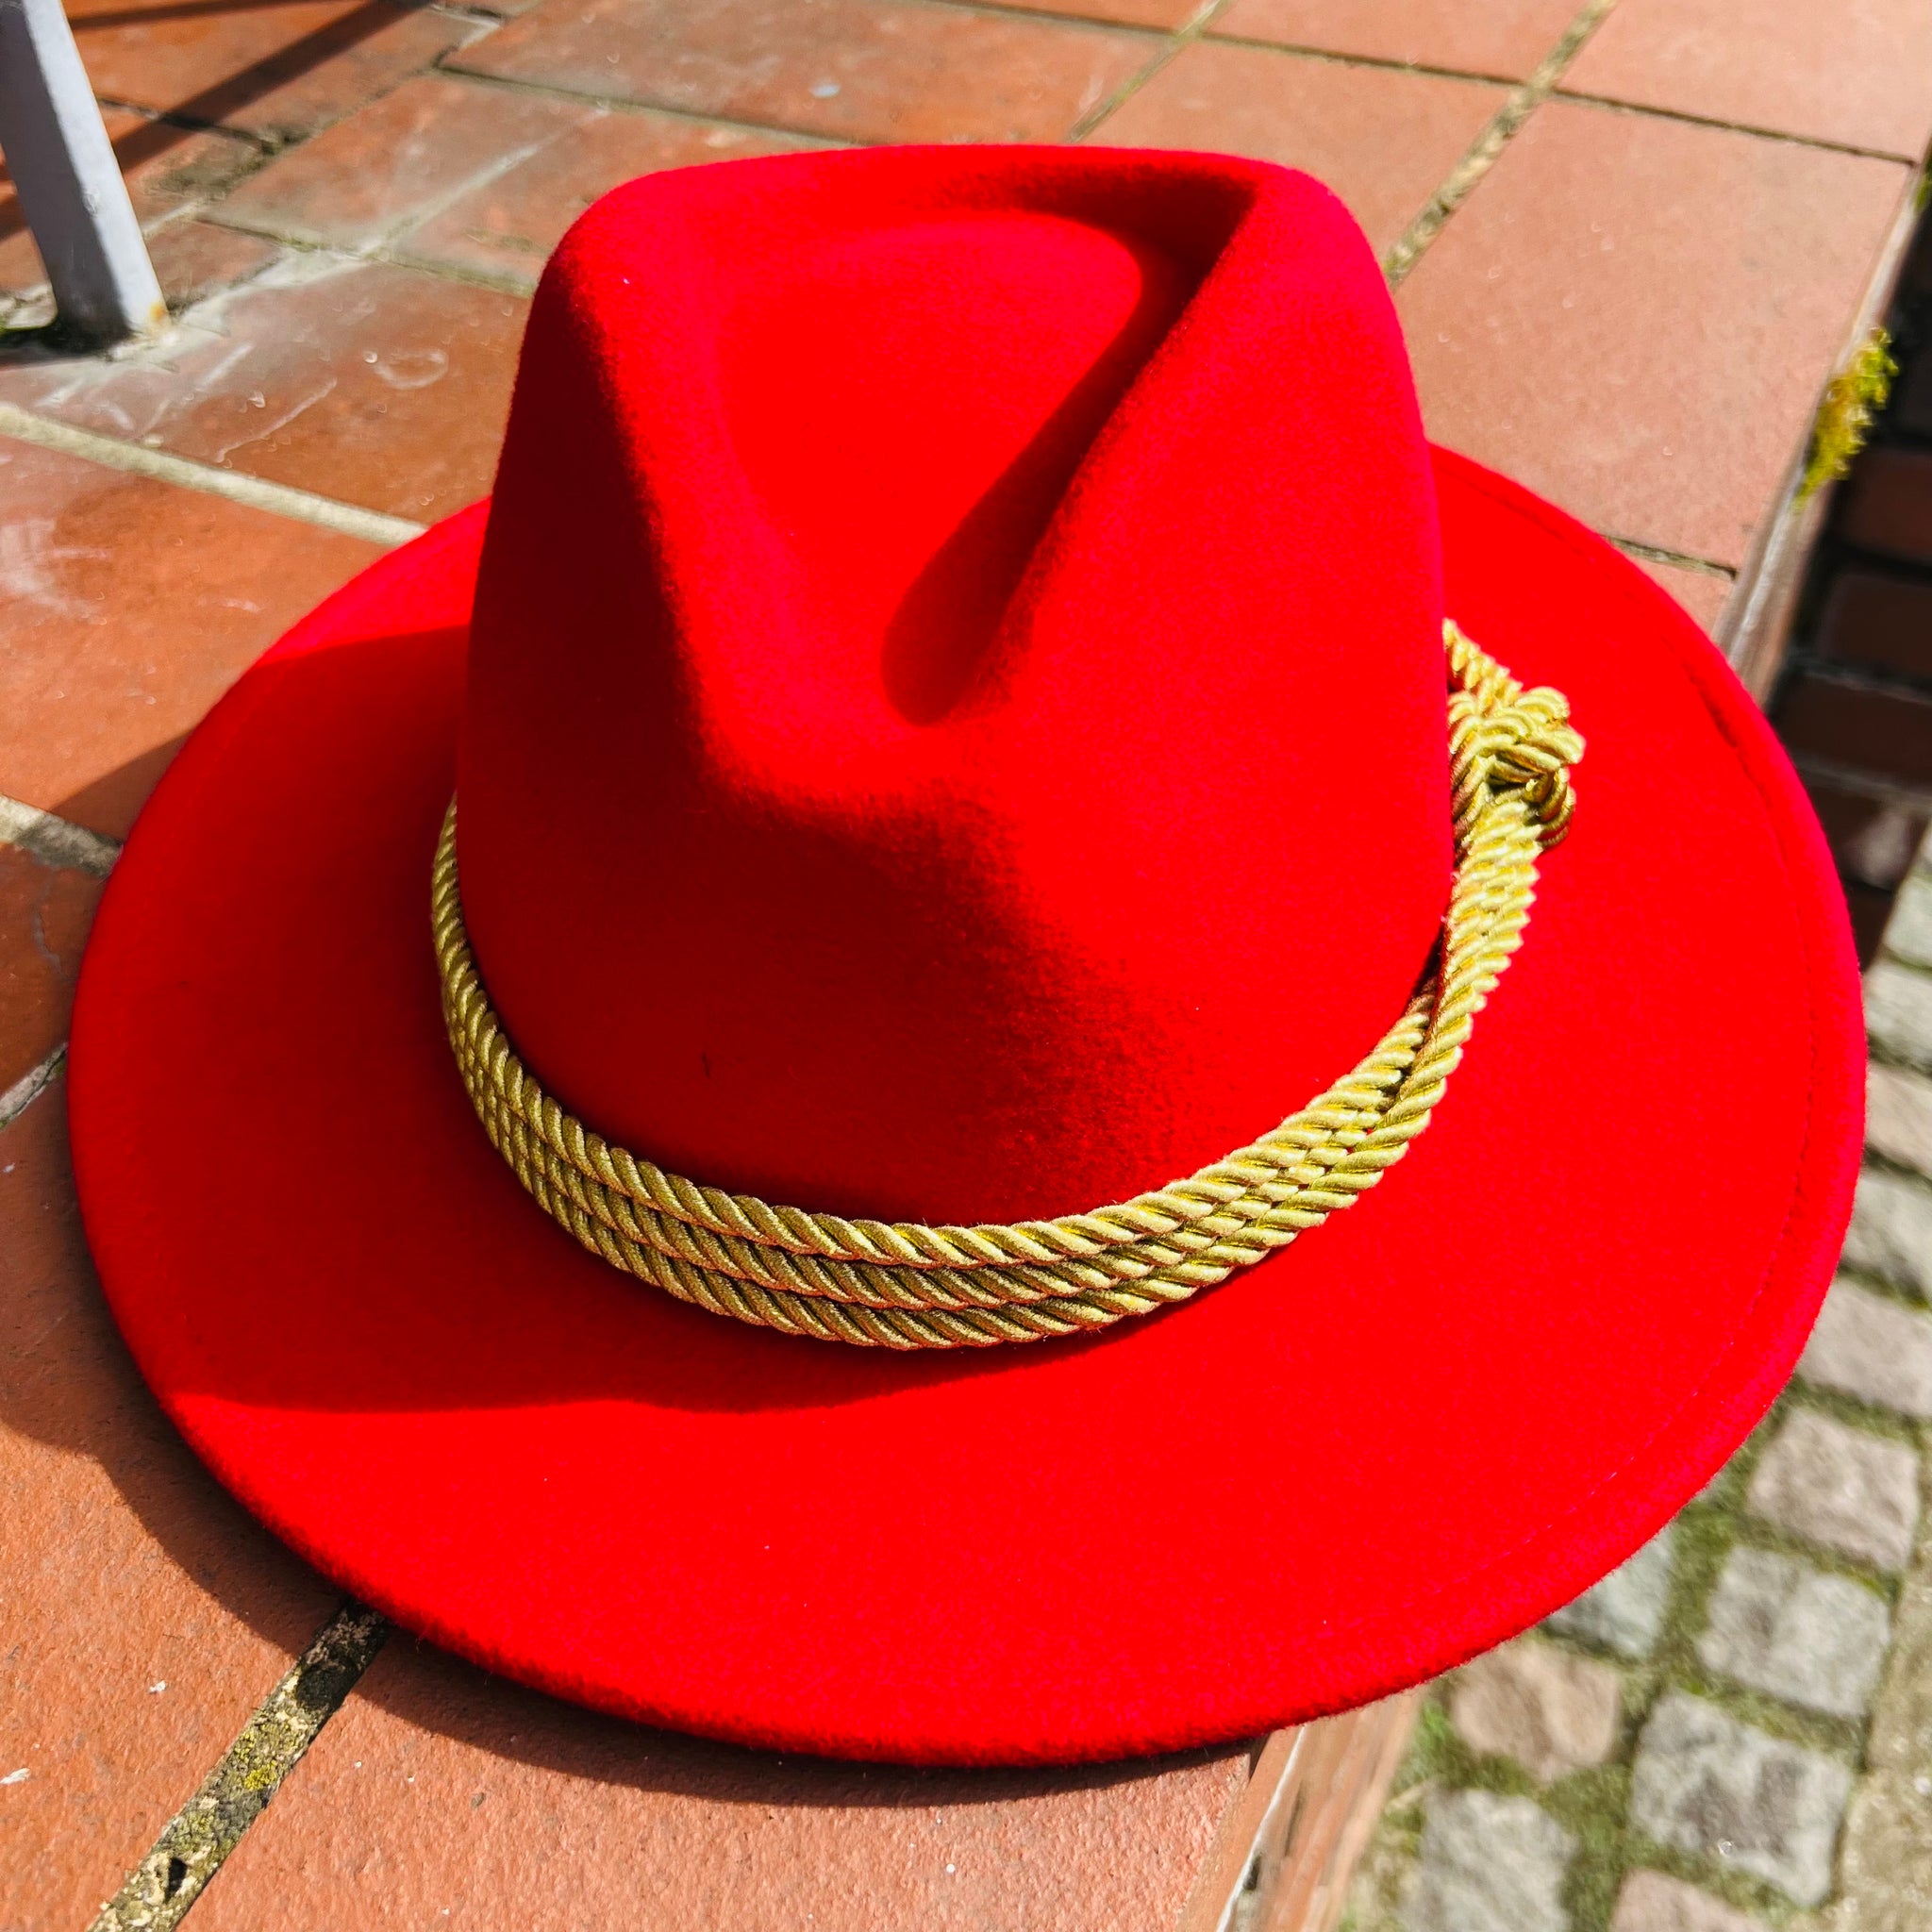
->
69, 447, 1861, 1766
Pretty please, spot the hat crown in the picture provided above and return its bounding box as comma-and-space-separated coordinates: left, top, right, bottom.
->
456, 147, 1449, 1225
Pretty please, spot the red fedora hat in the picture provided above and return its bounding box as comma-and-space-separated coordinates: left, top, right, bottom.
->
70, 144, 1861, 1766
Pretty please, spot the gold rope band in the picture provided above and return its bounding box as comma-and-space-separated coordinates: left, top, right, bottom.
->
434, 623, 1582, 1350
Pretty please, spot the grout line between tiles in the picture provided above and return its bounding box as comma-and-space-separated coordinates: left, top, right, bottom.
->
0, 1044, 66, 1133
1605, 536, 1738, 580
1381, 0, 1621, 287
904, 0, 1174, 33
436, 0, 1214, 146
0, 792, 122, 876
416, 62, 858, 145
1071, 0, 1231, 142
1181, 30, 1522, 89
0, 405, 425, 548
808, 0, 1171, 41
1549, 88, 1920, 166
87, 96, 275, 157
89, 1605, 391, 1932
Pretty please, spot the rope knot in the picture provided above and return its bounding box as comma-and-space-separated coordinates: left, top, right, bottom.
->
435, 621, 1578, 1348
1445, 623, 1585, 848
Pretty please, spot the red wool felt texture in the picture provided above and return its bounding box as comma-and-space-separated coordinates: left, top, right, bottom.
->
457, 148, 1449, 1223
70, 147, 1863, 1767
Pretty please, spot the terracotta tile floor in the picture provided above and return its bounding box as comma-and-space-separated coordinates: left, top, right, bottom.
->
192, 1643, 1247, 1932
0, 0, 1916, 1924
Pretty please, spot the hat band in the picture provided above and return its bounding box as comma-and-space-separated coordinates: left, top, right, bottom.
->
433, 623, 1582, 1350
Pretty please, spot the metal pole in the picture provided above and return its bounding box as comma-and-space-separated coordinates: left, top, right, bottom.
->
0, 0, 164, 343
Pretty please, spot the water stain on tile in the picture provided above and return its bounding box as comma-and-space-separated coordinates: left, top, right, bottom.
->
0, 437, 383, 837
0, 257, 526, 525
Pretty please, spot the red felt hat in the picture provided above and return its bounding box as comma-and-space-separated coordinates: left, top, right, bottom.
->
70, 145, 1862, 1766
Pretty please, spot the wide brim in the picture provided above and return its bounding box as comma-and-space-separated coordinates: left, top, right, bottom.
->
69, 448, 1862, 1766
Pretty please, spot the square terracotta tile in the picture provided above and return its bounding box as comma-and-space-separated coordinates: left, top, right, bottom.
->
1091, 42, 1507, 256
400, 108, 825, 292
0, 844, 100, 1102
1397, 101, 1909, 566
194, 1640, 1250, 1932
1562, 0, 1932, 161
0, 111, 259, 297
0, 1085, 340, 1931
67, 0, 477, 146
142, 221, 284, 312
453, 0, 1158, 144
212, 74, 823, 286
1210, 0, 1580, 79
1629, 554, 1732, 634
0, 258, 527, 525
213, 75, 597, 253
0, 437, 383, 837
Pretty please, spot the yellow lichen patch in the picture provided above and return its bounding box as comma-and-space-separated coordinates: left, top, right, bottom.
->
1801, 328, 1898, 502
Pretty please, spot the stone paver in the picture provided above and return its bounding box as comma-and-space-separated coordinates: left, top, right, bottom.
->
1866, 960, 1932, 1074
1401, 1790, 1575, 1932
399, 108, 816, 292
0, 258, 525, 525
1449, 1638, 1621, 1782
1628, 1693, 1852, 1907
0, 1087, 339, 1931
1867, 1060, 1932, 1177
1544, 1524, 1677, 1659
1835, 1773, 1932, 1932
213, 75, 818, 291
213, 74, 598, 254
1094, 42, 1507, 256
1836, 1487, 1932, 1932
1799, 1277, 1932, 1419
454, 0, 1158, 145
140, 223, 282, 315
1842, 1167, 1932, 1300
1632, 557, 1734, 634
1696, 1547, 1891, 1720
1003, 0, 1199, 25
1747, 1409, 1921, 1574
1208, 0, 1580, 79
1397, 100, 1907, 566
188, 1640, 1249, 1932
1561, 0, 1932, 160
1882, 874, 1932, 970
0, 111, 258, 300
64, 0, 480, 146
0, 843, 101, 1102
0, 436, 383, 839
1609, 1870, 1769, 1932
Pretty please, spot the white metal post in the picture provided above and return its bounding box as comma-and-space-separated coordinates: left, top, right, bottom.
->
0, 0, 164, 343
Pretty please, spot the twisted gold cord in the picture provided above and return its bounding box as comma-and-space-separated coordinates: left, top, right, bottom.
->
434, 622, 1582, 1349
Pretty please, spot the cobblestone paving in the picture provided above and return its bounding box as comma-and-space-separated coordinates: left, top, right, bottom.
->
1344, 860, 1932, 1932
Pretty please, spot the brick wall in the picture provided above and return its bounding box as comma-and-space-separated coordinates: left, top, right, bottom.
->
1775, 200, 1932, 965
